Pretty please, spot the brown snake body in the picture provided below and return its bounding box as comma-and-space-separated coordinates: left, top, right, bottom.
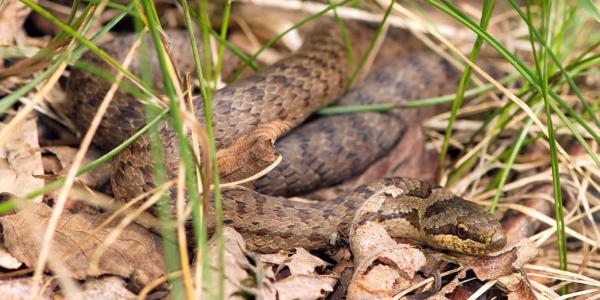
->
66, 21, 506, 255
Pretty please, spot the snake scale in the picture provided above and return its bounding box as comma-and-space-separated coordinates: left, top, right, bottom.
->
66, 20, 506, 255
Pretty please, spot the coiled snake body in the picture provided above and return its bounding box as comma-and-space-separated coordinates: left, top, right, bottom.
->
66, 21, 506, 255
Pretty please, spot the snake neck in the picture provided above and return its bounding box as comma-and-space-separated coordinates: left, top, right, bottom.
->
218, 178, 439, 253
218, 176, 505, 255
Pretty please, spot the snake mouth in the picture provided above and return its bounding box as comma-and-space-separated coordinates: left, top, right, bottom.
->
428, 231, 507, 255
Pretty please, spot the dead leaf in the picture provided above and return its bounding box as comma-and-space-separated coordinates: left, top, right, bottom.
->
0, 276, 54, 300
284, 248, 329, 275
0, 202, 165, 291
75, 276, 136, 300
429, 239, 537, 298
205, 227, 336, 300
472, 250, 518, 281
256, 248, 338, 300
510, 239, 538, 269
218, 120, 291, 183
449, 239, 537, 282
0, 245, 22, 269
262, 275, 337, 300
0, 0, 33, 66
41, 146, 115, 213
42, 146, 111, 188
347, 221, 426, 300
506, 274, 535, 300
206, 227, 254, 299
347, 187, 427, 299
206, 227, 337, 299
0, 117, 44, 203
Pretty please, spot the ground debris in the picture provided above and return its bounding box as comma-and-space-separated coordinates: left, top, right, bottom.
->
0, 202, 165, 291
42, 146, 111, 189
257, 247, 337, 300
0, 276, 54, 300
347, 187, 427, 299
74, 276, 136, 300
0, 117, 44, 203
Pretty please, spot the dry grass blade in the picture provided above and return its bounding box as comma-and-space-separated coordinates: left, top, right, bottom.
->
175, 162, 195, 299
240, 0, 533, 50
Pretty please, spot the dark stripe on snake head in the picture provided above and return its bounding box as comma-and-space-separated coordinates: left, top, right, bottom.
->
424, 196, 463, 218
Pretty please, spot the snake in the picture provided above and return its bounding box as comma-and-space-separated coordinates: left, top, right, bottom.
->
65, 20, 506, 255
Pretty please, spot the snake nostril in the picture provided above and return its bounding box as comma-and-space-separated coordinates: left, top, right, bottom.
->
491, 232, 507, 250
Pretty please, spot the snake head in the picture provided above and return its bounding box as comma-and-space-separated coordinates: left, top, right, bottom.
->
421, 196, 506, 255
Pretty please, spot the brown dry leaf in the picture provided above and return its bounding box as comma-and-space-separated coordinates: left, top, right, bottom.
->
206, 227, 256, 299
452, 239, 537, 282
431, 239, 537, 298
510, 239, 538, 269
0, 202, 165, 290
284, 248, 329, 275
257, 251, 289, 267
218, 120, 291, 183
347, 221, 426, 299
0, 116, 44, 203
257, 248, 338, 299
0, 245, 22, 269
472, 249, 518, 281
75, 276, 136, 300
0, 0, 34, 66
347, 187, 427, 299
42, 146, 111, 188
46, 183, 115, 214
258, 248, 329, 276
205, 227, 337, 299
261, 275, 337, 300
0, 276, 54, 300
505, 274, 535, 300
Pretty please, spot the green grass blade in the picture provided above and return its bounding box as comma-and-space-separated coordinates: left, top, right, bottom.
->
347, 0, 394, 88
318, 103, 396, 115
330, 0, 355, 71
437, 0, 495, 181
580, 0, 600, 22
426, 0, 600, 167
489, 107, 540, 213
527, 0, 568, 278
140, 1, 206, 296
181, 0, 223, 298
507, 0, 600, 129
214, 0, 232, 88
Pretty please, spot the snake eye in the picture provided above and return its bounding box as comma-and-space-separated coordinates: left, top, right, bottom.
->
456, 223, 469, 240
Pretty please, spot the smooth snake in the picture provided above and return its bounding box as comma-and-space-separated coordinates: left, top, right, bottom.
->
65, 21, 506, 255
